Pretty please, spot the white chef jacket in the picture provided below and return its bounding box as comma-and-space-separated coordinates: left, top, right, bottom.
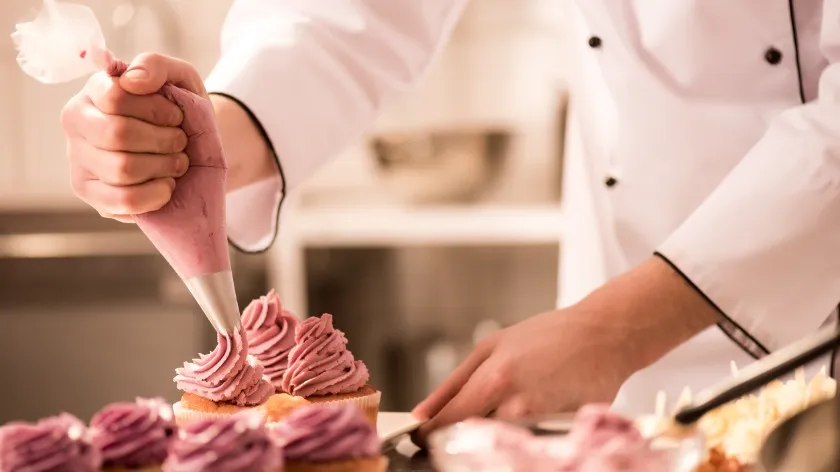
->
206, 0, 840, 414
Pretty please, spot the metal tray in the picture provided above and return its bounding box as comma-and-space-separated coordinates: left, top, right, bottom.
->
758, 397, 840, 472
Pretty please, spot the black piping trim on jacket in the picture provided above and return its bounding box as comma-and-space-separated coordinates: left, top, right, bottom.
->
831, 306, 840, 379
787, 0, 806, 104
653, 252, 771, 360
210, 92, 286, 255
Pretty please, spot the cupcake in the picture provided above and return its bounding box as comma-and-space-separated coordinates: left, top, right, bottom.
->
241, 290, 299, 392
271, 404, 387, 472
0, 413, 101, 471
163, 411, 282, 472
89, 397, 175, 471
172, 329, 274, 424
281, 314, 381, 425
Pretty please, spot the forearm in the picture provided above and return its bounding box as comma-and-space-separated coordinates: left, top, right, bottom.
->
211, 94, 277, 192
574, 256, 719, 376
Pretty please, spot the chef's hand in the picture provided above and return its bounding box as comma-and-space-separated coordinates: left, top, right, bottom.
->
60, 53, 207, 222
410, 256, 721, 446
410, 306, 631, 446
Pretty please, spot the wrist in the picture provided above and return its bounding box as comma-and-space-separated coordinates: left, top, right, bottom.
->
210, 93, 277, 192
575, 256, 719, 374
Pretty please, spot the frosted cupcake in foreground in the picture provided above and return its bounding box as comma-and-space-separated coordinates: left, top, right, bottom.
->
172, 330, 274, 423
89, 397, 175, 471
163, 411, 282, 472
242, 290, 299, 392
271, 404, 387, 472
281, 314, 380, 425
0, 413, 101, 471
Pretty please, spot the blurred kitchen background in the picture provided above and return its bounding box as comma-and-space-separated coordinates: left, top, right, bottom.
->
0, 0, 603, 423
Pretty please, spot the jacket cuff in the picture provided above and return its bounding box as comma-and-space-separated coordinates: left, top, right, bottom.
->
652, 251, 770, 360
225, 174, 283, 254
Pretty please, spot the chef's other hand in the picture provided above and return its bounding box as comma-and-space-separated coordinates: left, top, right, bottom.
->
61, 53, 207, 222
410, 307, 631, 447
410, 256, 720, 447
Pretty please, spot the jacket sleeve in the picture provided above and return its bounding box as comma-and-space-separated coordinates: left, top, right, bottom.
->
656, 1, 840, 358
205, 0, 467, 252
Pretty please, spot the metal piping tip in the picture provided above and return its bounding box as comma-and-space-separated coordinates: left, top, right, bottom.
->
184, 271, 241, 336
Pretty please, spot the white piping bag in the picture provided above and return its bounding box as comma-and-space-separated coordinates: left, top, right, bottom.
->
12, 0, 241, 335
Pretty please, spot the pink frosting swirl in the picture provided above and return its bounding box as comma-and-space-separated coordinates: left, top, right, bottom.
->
241, 290, 299, 392
89, 397, 175, 468
173, 330, 273, 406
281, 314, 369, 397
270, 404, 379, 462
0, 413, 100, 472
163, 412, 282, 472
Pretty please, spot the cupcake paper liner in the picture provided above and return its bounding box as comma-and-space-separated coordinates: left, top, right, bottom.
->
172, 401, 262, 425
265, 391, 381, 429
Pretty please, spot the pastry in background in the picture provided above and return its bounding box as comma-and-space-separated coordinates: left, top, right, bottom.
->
163, 411, 282, 472
89, 397, 175, 472
0, 413, 101, 471
271, 404, 387, 472
242, 290, 299, 393
172, 330, 273, 424
281, 314, 381, 425
693, 365, 836, 470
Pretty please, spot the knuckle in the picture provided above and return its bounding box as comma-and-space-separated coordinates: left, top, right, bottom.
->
69, 177, 86, 198
65, 143, 84, 168
112, 189, 141, 214
108, 154, 136, 184
170, 130, 188, 153
59, 96, 83, 132
135, 51, 165, 69
506, 397, 532, 418
487, 363, 513, 392
100, 86, 130, 114
476, 335, 498, 354
103, 119, 131, 149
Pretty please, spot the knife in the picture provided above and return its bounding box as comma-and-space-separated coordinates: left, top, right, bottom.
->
381, 419, 426, 453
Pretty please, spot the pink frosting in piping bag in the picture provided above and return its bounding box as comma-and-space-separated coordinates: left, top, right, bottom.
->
107, 61, 231, 279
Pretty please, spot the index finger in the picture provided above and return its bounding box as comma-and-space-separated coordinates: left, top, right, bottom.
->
412, 336, 496, 421
119, 52, 207, 98
413, 361, 505, 447
86, 73, 183, 127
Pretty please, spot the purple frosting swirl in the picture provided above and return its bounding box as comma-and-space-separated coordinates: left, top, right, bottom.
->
270, 404, 379, 462
281, 314, 369, 397
242, 290, 298, 392
0, 413, 100, 472
162, 412, 282, 472
173, 330, 274, 406
89, 397, 175, 468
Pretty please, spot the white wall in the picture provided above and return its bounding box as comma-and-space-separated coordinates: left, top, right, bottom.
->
0, 0, 577, 208
298, 0, 576, 206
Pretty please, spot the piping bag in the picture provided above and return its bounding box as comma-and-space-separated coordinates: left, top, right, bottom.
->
12, 0, 241, 335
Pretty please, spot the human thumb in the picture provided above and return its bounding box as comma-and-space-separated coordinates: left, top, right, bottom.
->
119, 52, 207, 98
